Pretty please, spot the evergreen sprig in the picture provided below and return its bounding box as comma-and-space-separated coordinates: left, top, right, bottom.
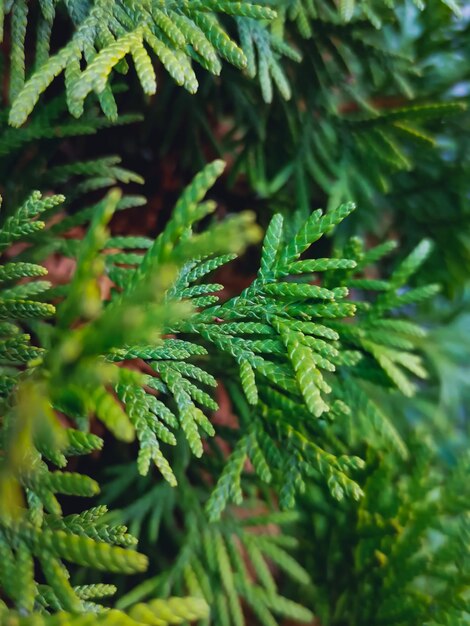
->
3, 0, 277, 127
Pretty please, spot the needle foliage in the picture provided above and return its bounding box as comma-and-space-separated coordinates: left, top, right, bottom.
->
0, 1, 468, 625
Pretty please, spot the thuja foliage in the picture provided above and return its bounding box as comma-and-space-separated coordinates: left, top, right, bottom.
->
0, 1, 469, 626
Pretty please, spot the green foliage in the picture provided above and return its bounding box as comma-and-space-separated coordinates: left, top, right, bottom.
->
291, 442, 470, 626
2, 596, 209, 625
0, 155, 446, 623
0, 161, 260, 622
0, 1, 468, 626
105, 473, 314, 626
2, 0, 276, 127
145, 0, 469, 292
0, 159, 261, 478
